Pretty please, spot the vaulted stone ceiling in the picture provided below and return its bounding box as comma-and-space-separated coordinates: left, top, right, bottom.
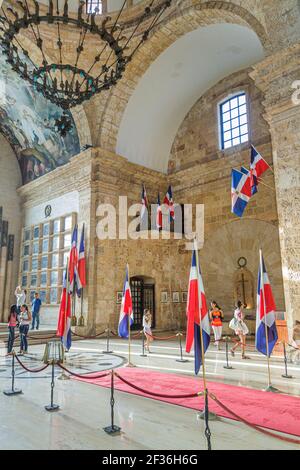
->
116, 23, 265, 173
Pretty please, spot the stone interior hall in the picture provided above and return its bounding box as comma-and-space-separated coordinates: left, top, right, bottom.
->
0, 0, 300, 453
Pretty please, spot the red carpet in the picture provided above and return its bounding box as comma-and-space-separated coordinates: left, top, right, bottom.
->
75, 367, 300, 437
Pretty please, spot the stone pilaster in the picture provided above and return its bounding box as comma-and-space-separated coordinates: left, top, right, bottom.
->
251, 43, 300, 336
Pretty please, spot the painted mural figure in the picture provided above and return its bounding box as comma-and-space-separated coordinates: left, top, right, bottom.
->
0, 55, 80, 184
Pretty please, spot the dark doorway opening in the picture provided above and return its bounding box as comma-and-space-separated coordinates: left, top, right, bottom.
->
130, 276, 155, 330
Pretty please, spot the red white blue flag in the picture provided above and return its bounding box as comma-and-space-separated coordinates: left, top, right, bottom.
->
164, 185, 175, 221
140, 184, 148, 223
250, 145, 270, 180
255, 250, 278, 357
156, 193, 162, 230
241, 166, 257, 196
186, 241, 210, 375
57, 261, 72, 350
76, 224, 86, 297
231, 169, 252, 217
118, 264, 133, 338
69, 224, 78, 294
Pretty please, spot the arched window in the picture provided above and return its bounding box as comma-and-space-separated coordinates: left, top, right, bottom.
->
86, 0, 103, 14
219, 93, 249, 150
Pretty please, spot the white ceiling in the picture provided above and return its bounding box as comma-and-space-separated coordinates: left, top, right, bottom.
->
116, 23, 265, 173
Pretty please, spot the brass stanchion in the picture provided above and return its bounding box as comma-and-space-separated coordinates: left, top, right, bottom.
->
3, 351, 22, 396
103, 370, 121, 435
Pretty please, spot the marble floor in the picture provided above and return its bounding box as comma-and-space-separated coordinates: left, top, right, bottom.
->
0, 337, 299, 450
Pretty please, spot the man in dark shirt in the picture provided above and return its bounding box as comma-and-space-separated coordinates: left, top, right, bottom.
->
31, 292, 42, 330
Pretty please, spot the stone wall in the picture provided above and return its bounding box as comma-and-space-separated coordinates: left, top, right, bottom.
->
167, 69, 285, 317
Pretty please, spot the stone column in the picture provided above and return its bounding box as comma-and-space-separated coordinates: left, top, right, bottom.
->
0, 221, 8, 320
4, 235, 15, 314
251, 44, 300, 337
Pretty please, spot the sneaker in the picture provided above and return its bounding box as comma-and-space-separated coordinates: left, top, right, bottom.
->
242, 354, 250, 360
230, 349, 235, 357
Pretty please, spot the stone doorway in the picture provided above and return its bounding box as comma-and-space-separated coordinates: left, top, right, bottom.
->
130, 276, 155, 330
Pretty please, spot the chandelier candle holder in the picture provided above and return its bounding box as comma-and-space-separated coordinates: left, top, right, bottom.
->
0, 0, 172, 113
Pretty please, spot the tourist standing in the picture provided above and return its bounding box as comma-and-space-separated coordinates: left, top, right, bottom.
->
15, 286, 27, 315
209, 301, 224, 349
230, 301, 250, 359
19, 304, 31, 355
31, 292, 42, 330
143, 309, 153, 352
6, 305, 18, 356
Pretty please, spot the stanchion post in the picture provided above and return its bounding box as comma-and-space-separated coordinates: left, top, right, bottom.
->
176, 332, 189, 363
140, 330, 147, 357
204, 389, 212, 451
3, 351, 22, 396
104, 370, 121, 435
45, 359, 59, 412
102, 325, 113, 354
282, 342, 293, 379
223, 337, 234, 370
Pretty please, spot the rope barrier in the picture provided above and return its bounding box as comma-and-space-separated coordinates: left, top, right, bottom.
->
114, 371, 203, 399
208, 392, 300, 445
15, 354, 50, 373
69, 329, 107, 340
57, 363, 111, 380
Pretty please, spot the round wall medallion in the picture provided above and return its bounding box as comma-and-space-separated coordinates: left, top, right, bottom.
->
237, 256, 247, 268
45, 205, 52, 218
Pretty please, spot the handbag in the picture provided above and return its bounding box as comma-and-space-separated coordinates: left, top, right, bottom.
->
229, 317, 238, 330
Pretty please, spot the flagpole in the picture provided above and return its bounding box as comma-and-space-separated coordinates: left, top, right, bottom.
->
260, 249, 278, 393
126, 263, 135, 368
58, 258, 71, 380
257, 177, 275, 192
194, 239, 207, 391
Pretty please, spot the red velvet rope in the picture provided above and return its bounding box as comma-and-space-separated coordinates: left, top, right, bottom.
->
70, 329, 107, 339
209, 392, 300, 445
57, 363, 111, 380
114, 371, 202, 399
15, 354, 50, 373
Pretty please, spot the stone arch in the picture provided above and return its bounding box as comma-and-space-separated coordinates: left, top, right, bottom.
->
96, 0, 269, 153
199, 218, 285, 316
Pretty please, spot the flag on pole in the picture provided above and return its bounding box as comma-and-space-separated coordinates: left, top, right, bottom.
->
231, 169, 252, 217
164, 185, 175, 221
241, 166, 257, 196
118, 265, 133, 338
186, 242, 210, 374
156, 192, 162, 230
69, 224, 78, 294
256, 251, 278, 357
140, 184, 148, 223
250, 145, 270, 180
57, 261, 72, 350
76, 224, 86, 297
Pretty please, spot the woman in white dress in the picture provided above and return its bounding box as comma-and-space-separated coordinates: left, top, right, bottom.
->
143, 309, 153, 352
230, 301, 250, 359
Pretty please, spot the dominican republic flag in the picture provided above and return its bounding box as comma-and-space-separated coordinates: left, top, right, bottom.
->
118, 265, 133, 338
250, 145, 270, 181
57, 262, 72, 350
231, 169, 252, 217
186, 241, 211, 375
156, 193, 162, 230
255, 250, 278, 357
76, 224, 86, 297
69, 224, 78, 294
241, 166, 257, 196
164, 185, 175, 221
140, 184, 148, 223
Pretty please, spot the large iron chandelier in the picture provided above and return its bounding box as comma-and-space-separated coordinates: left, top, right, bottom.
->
0, 0, 171, 112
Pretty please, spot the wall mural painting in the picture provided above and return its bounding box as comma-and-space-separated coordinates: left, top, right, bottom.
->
0, 55, 80, 184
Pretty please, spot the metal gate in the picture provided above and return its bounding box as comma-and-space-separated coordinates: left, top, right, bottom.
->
130, 277, 155, 330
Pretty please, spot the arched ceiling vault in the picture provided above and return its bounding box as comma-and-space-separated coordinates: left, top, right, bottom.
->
94, 1, 268, 168
116, 23, 265, 173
